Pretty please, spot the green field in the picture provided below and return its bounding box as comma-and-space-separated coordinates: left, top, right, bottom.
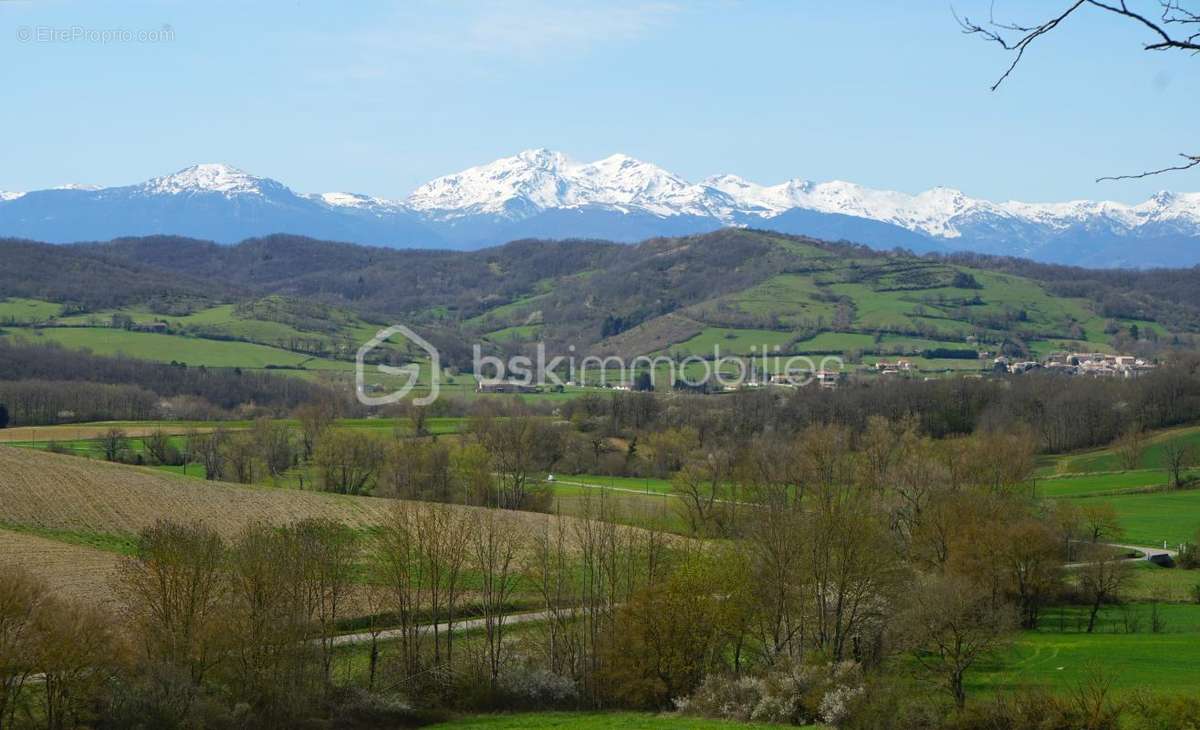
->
0, 297, 61, 323
626, 248, 1162, 369
1065, 489, 1200, 547
1029, 425, 1200, 545
0, 521, 139, 556
1037, 426, 1200, 476
427, 712, 795, 729
14, 327, 333, 369
668, 328, 796, 357
1035, 469, 1187, 497
972, 604, 1200, 694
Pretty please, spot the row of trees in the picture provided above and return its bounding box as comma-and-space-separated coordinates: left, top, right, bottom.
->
553, 358, 1200, 455
0, 340, 341, 426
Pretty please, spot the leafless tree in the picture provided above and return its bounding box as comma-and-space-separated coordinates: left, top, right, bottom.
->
1161, 438, 1196, 489
1080, 502, 1124, 543
292, 518, 360, 688
187, 427, 229, 481
900, 573, 1017, 708
959, 0, 1200, 179
471, 510, 522, 691
1077, 544, 1134, 632
144, 428, 175, 466
0, 565, 47, 730
314, 430, 384, 495
116, 521, 229, 689
100, 427, 129, 462
671, 452, 732, 536
1116, 424, 1149, 471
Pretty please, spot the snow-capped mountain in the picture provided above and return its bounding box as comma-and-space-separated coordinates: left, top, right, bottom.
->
3, 152, 1200, 266
0, 163, 436, 247
409, 148, 737, 221
137, 162, 281, 197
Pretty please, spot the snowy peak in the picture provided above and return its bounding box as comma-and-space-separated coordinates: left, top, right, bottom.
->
310, 191, 408, 217
407, 148, 734, 220
407, 148, 581, 217
6, 151, 1200, 266
139, 163, 285, 197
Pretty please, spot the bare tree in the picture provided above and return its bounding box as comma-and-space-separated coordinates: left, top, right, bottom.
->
900, 573, 1017, 708
36, 599, 122, 730
253, 418, 296, 478
314, 430, 384, 495
1080, 502, 1124, 543
959, 0, 1200, 180
1116, 424, 1149, 471
116, 521, 229, 689
144, 428, 176, 466
188, 427, 229, 481
470, 416, 556, 510
1078, 544, 1134, 633
295, 400, 336, 461
222, 432, 259, 484
358, 584, 391, 692
373, 503, 427, 680
671, 452, 732, 537
471, 510, 522, 690
292, 518, 359, 688
223, 522, 312, 718
0, 565, 47, 730
1161, 438, 1196, 489
100, 427, 129, 462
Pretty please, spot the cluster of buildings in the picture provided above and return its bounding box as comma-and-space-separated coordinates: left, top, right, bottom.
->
873, 359, 914, 374
766, 370, 842, 388
996, 352, 1156, 378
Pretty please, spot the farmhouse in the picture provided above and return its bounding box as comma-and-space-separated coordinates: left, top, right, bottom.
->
874, 359, 913, 374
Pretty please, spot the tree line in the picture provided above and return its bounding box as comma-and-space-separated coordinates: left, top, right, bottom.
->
0, 341, 340, 426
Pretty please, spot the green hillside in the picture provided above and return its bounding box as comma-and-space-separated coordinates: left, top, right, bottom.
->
1, 230, 1196, 382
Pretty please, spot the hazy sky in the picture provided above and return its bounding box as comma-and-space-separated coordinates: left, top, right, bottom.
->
1, 0, 1196, 203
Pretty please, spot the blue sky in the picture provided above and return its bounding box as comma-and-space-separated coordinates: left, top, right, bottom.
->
1, 0, 1196, 203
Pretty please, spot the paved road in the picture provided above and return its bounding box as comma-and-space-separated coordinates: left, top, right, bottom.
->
1063, 542, 1177, 569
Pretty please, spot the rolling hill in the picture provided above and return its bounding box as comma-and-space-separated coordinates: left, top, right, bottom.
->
2, 229, 1199, 379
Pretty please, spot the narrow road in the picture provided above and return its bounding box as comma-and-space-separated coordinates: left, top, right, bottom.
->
549, 478, 670, 498
1063, 542, 1178, 569
329, 609, 552, 647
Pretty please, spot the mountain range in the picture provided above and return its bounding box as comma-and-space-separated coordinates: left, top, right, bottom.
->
4, 149, 1200, 268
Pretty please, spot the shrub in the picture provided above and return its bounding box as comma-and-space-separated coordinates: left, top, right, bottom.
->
496, 667, 579, 710
1177, 542, 1200, 569
326, 687, 441, 729
677, 661, 865, 727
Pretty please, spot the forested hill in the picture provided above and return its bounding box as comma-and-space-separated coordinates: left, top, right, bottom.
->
2, 229, 1200, 364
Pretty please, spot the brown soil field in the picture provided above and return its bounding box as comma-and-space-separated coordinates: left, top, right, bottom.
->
0, 445, 398, 537
0, 446, 651, 546
0, 529, 123, 605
